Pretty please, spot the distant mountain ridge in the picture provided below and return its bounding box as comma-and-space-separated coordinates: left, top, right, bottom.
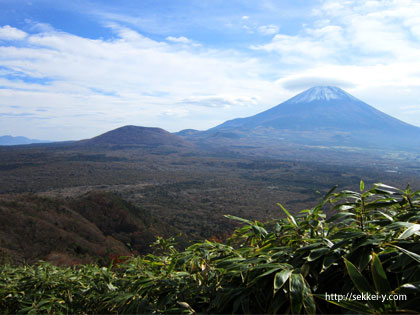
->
0, 135, 51, 146
5, 86, 420, 153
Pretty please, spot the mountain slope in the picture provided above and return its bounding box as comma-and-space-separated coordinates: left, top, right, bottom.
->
215, 86, 413, 132
203, 86, 420, 150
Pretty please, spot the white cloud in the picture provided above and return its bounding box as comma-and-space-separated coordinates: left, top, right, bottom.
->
252, 33, 334, 62
252, 24, 345, 65
0, 24, 283, 139
255, 0, 420, 64
0, 25, 27, 40
280, 76, 355, 91
258, 24, 279, 35
180, 95, 258, 108
166, 36, 191, 43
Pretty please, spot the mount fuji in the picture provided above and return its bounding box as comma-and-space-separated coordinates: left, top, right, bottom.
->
180, 86, 420, 152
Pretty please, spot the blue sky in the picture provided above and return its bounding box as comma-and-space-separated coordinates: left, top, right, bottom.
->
1, 0, 420, 140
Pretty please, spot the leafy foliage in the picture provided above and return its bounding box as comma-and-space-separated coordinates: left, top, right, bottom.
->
1, 182, 420, 313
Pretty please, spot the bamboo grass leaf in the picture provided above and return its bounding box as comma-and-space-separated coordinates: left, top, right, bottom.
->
277, 202, 298, 228
224, 215, 253, 225
273, 269, 292, 295
398, 224, 420, 239
320, 297, 374, 314
302, 278, 316, 314
289, 273, 304, 314
344, 258, 383, 310
371, 252, 391, 294
374, 183, 399, 190
391, 245, 420, 263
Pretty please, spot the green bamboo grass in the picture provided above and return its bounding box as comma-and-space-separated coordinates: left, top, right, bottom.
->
1, 182, 420, 314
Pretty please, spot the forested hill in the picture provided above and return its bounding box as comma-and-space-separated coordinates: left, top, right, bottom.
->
0, 191, 180, 265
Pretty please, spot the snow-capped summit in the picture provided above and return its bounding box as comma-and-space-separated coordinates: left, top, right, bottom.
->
288, 86, 358, 103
